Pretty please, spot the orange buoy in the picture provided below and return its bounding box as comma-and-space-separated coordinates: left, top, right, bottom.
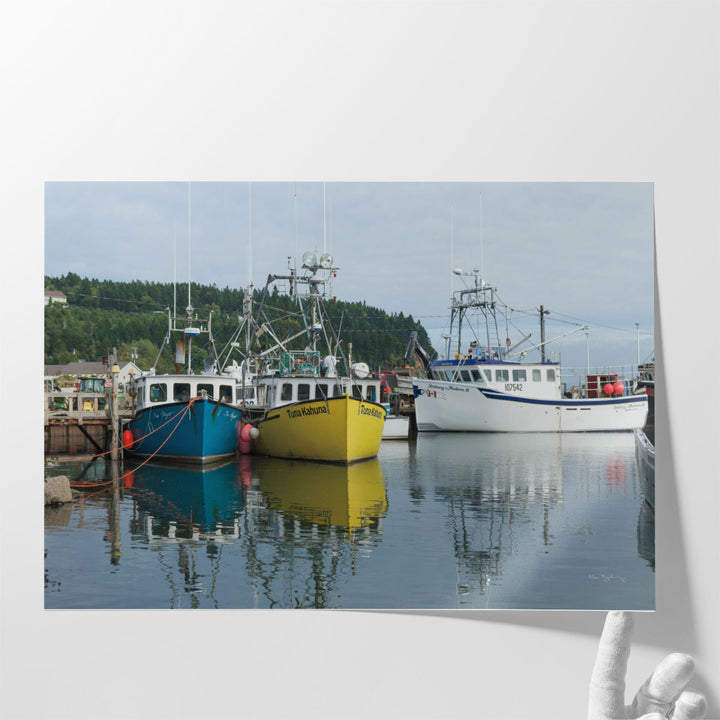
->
123, 429, 134, 450
613, 381, 625, 396
603, 383, 614, 396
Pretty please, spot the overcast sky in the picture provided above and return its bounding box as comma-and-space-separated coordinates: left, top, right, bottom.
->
44, 181, 654, 372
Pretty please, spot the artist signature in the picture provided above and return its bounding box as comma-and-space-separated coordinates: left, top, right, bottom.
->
588, 574, 626, 583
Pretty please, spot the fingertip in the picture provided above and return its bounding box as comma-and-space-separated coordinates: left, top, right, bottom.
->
673, 689, 707, 720
651, 653, 695, 689
602, 610, 634, 639
666, 653, 695, 677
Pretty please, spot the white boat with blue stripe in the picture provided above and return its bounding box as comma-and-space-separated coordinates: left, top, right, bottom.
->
413, 270, 648, 433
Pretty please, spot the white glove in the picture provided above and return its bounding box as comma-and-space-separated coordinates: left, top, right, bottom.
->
588, 611, 706, 720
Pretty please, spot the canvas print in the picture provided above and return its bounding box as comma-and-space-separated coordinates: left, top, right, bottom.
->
44, 181, 655, 609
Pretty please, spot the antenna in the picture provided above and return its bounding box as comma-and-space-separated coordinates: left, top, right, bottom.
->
187, 182, 192, 315
172, 216, 177, 319
323, 181, 327, 254
450, 204, 454, 301
479, 193, 484, 284
248, 182, 252, 287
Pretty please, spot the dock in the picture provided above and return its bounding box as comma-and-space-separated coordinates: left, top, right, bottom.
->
44, 391, 130, 455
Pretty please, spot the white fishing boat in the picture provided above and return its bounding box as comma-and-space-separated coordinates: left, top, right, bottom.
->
413, 269, 648, 433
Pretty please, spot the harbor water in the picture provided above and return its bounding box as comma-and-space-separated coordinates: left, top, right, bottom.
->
44, 432, 654, 610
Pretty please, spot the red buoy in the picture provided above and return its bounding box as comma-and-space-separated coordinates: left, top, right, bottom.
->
122, 429, 134, 450
613, 381, 625, 396
238, 423, 255, 454
603, 383, 614, 396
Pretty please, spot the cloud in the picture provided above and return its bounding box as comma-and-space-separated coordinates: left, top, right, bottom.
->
44, 181, 654, 368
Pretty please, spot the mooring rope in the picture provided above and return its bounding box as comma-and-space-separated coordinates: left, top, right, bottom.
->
54, 397, 206, 490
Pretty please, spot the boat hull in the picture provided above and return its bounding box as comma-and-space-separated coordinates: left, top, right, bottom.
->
126, 398, 242, 464
253, 395, 385, 463
634, 428, 655, 508
413, 379, 648, 432
382, 414, 410, 440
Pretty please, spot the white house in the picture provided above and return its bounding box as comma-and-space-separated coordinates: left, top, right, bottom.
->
44, 290, 68, 306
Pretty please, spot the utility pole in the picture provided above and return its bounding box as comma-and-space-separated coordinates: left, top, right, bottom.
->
539, 305, 550, 363
109, 347, 120, 462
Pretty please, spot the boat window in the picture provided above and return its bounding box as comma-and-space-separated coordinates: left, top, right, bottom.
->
173, 383, 191, 402
495, 369, 509, 382
298, 383, 311, 401
366, 385, 377, 402
352, 385, 362, 400
316, 383, 329, 400
546, 369, 556, 381
335, 383, 344, 397
242, 387, 255, 400
197, 383, 214, 399
219, 385, 233, 403
149, 383, 167, 403
460, 370, 471, 382
136, 387, 145, 406
532, 369, 541, 381
281, 383, 293, 401
471, 370, 481, 381
482, 369, 492, 382
513, 369, 527, 382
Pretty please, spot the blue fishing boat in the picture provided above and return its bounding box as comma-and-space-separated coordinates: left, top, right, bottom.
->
125, 306, 243, 464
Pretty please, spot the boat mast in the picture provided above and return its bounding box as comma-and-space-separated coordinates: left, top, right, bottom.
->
173, 217, 177, 319
539, 305, 550, 362
248, 182, 252, 286
187, 182, 192, 318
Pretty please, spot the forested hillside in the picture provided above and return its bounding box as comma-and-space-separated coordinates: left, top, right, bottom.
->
44, 273, 435, 374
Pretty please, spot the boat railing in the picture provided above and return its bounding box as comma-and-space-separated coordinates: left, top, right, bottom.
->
278, 350, 321, 375
44, 391, 108, 422
560, 364, 645, 398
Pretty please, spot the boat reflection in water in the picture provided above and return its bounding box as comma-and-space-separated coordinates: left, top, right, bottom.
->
244, 457, 388, 608
49, 430, 651, 609
255, 456, 387, 530
125, 455, 387, 608
127, 460, 245, 540
404, 431, 653, 608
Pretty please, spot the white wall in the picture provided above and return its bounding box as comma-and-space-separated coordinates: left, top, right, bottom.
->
3, 2, 718, 718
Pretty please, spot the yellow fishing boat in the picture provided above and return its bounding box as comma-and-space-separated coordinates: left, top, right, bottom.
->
257, 455, 387, 528
235, 249, 388, 463
252, 393, 385, 463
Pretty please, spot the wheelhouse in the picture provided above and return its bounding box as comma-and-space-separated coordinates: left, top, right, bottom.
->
133, 374, 238, 411
257, 374, 382, 410
428, 358, 563, 400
